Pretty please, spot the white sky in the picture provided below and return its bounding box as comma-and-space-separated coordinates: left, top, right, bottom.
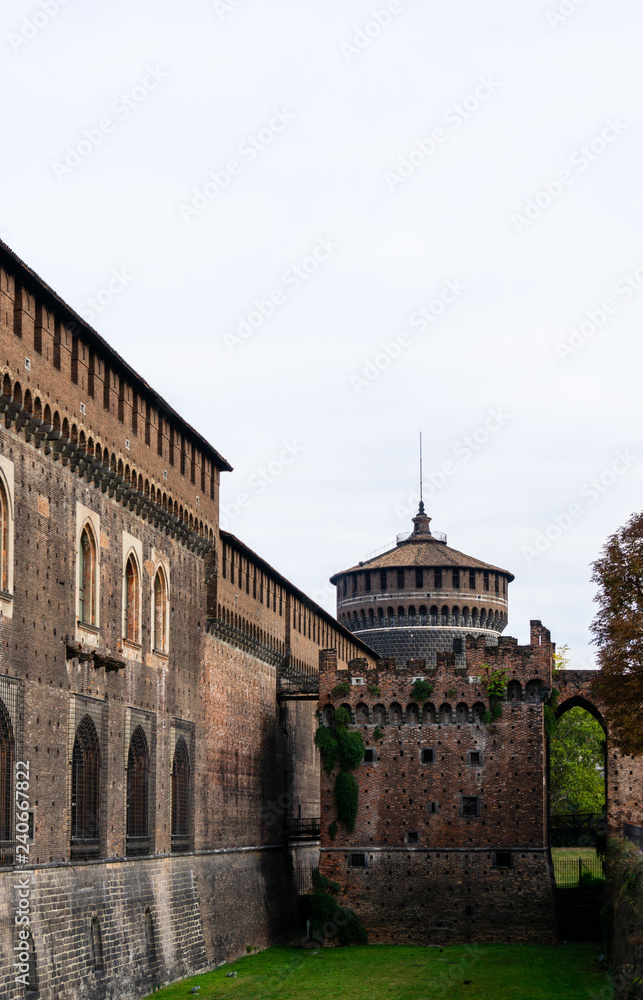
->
3, 0, 643, 668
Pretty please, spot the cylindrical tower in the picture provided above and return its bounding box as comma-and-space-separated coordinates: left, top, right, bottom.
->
330, 503, 514, 670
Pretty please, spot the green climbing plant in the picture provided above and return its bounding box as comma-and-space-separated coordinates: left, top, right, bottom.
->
309, 869, 368, 946
314, 704, 365, 833
481, 664, 508, 726
332, 682, 350, 697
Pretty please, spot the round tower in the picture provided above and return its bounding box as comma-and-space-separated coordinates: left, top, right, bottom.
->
330, 503, 514, 669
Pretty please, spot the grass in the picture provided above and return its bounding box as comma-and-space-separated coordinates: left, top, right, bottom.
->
144, 943, 611, 1000
551, 848, 605, 888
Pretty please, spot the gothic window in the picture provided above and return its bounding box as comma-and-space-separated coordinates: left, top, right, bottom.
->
126, 727, 150, 855
78, 525, 97, 626
0, 481, 8, 594
171, 737, 191, 852
153, 568, 168, 653
0, 701, 13, 860
71, 715, 101, 858
125, 554, 140, 642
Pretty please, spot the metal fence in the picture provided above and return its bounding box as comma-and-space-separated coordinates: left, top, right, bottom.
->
295, 864, 314, 895
553, 857, 605, 889
624, 824, 643, 851
550, 813, 606, 847
286, 818, 321, 840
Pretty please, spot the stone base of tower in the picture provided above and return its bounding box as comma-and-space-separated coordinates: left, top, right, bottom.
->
319, 848, 557, 945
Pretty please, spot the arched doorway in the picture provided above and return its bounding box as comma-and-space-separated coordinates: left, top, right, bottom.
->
549, 697, 607, 887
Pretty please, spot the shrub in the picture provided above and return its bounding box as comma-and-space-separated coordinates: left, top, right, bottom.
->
373, 725, 384, 741
309, 868, 367, 947
332, 683, 350, 697
411, 679, 433, 701
368, 685, 381, 696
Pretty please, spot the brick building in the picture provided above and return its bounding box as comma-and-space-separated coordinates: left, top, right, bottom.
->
0, 241, 378, 1000
319, 519, 643, 944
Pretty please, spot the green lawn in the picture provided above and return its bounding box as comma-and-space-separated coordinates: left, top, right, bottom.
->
551, 848, 605, 888
551, 848, 599, 863
145, 943, 611, 1000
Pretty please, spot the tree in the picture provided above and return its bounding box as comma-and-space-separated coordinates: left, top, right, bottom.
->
591, 511, 643, 756
550, 707, 605, 814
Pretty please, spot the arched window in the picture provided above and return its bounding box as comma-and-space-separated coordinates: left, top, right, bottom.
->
71, 715, 101, 858
389, 702, 402, 725
91, 917, 104, 971
78, 525, 97, 625
423, 702, 436, 724
406, 703, 419, 726
372, 703, 386, 725
355, 703, 369, 725
472, 702, 486, 722
171, 737, 191, 852
507, 680, 523, 702
145, 908, 156, 958
439, 703, 452, 725
0, 481, 9, 594
456, 702, 469, 724
26, 931, 38, 995
153, 568, 168, 653
0, 700, 14, 864
125, 554, 140, 642
126, 727, 150, 856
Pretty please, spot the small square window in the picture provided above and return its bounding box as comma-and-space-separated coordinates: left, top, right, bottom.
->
350, 853, 367, 868
462, 796, 480, 818
427, 801, 439, 814
469, 751, 480, 766
420, 748, 434, 764
494, 851, 513, 869
363, 749, 376, 764
407, 831, 419, 844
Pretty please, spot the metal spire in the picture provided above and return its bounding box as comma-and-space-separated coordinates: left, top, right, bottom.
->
418, 430, 425, 514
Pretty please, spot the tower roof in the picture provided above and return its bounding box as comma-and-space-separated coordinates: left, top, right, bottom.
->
330, 505, 514, 583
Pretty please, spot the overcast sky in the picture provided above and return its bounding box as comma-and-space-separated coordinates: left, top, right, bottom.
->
3, 0, 643, 668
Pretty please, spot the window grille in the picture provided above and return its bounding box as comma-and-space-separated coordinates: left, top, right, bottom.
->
470, 751, 481, 766
363, 749, 376, 763
462, 796, 480, 818
171, 728, 193, 853
126, 726, 150, 856
350, 853, 366, 867
71, 715, 101, 859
